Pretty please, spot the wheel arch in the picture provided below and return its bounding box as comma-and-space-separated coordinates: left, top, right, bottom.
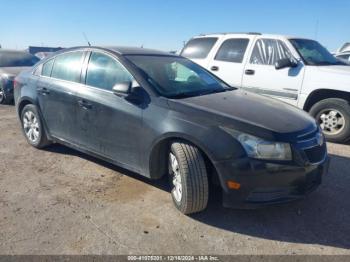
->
17, 97, 52, 141
148, 133, 219, 183
303, 89, 350, 112
17, 97, 36, 118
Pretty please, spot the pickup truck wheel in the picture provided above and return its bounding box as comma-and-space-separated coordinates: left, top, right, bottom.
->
21, 104, 51, 148
168, 142, 209, 215
310, 98, 350, 143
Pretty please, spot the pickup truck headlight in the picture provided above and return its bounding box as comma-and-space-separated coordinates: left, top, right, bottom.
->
221, 127, 292, 161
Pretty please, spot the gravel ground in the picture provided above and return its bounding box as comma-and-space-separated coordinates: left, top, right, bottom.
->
0, 104, 349, 255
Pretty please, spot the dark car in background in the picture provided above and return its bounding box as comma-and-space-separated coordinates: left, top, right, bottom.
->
14, 46, 329, 214
0, 50, 39, 104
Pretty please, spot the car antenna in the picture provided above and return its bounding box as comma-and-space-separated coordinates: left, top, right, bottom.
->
82, 32, 91, 46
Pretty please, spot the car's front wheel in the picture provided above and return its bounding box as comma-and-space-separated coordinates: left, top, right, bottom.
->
310, 98, 350, 143
20, 104, 51, 148
168, 141, 209, 215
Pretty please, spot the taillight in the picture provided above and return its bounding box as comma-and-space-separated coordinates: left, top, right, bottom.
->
13, 78, 18, 88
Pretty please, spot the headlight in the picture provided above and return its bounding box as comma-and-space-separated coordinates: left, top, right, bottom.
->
221, 127, 292, 161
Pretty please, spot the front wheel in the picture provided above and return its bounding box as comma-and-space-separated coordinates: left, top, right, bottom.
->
310, 98, 350, 143
168, 141, 209, 215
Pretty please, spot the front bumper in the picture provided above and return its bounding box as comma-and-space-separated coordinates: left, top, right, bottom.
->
214, 155, 329, 209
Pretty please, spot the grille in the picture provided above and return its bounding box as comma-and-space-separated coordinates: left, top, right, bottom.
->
303, 143, 326, 164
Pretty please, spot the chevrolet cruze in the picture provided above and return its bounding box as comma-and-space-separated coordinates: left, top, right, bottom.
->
14, 46, 329, 214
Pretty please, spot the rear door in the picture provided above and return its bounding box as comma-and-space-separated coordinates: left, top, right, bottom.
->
207, 35, 254, 87
75, 51, 143, 170
241, 37, 305, 106
37, 51, 86, 141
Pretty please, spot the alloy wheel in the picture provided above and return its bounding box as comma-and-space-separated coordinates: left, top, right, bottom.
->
169, 152, 182, 202
23, 111, 40, 143
318, 109, 345, 135
0, 87, 4, 103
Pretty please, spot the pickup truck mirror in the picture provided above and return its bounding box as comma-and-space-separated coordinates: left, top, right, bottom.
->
275, 58, 298, 70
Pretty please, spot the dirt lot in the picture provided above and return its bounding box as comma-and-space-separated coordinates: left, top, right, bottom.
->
0, 104, 349, 255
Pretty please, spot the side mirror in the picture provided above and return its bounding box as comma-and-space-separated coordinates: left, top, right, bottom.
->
112, 81, 132, 96
275, 58, 298, 70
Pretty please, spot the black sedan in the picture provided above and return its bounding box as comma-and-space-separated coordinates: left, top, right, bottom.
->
14, 46, 329, 214
0, 50, 39, 104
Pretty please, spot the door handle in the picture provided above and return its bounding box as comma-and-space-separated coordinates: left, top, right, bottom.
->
245, 69, 255, 75
78, 100, 92, 109
37, 87, 50, 95
211, 66, 219, 71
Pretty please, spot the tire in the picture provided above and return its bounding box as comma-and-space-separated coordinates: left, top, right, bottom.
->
309, 98, 350, 143
168, 141, 209, 214
20, 104, 51, 148
0, 85, 12, 105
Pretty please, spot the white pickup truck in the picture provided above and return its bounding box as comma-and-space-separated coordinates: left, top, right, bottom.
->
181, 33, 350, 143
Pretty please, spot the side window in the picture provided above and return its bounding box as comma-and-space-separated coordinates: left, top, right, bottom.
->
51, 52, 84, 82
181, 37, 218, 59
86, 52, 133, 91
215, 38, 249, 63
33, 64, 43, 76
250, 39, 292, 65
41, 59, 54, 77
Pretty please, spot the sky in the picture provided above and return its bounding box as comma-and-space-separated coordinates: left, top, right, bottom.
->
0, 0, 349, 52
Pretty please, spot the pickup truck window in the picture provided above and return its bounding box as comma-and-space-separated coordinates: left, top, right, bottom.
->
290, 38, 345, 66
181, 37, 218, 59
214, 38, 249, 63
250, 39, 291, 65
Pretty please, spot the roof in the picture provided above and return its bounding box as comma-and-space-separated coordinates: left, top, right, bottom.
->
61, 46, 177, 56
106, 46, 177, 56
194, 32, 312, 40
0, 49, 28, 54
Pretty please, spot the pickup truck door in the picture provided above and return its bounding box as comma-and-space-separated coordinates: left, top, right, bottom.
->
207, 35, 255, 87
241, 37, 305, 106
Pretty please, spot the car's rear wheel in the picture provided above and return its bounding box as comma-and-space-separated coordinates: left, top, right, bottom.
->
310, 98, 350, 143
168, 141, 209, 214
21, 104, 51, 148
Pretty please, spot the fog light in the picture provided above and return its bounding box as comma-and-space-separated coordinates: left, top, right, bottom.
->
227, 181, 241, 190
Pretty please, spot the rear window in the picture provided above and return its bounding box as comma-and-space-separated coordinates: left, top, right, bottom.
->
181, 37, 218, 59
51, 52, 84, 83
0, 52, 40, 67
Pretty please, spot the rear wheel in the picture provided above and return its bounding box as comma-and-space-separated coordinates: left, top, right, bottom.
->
310, 98, 350, 143
20, 104, 51, 148
168, 141, 209, 215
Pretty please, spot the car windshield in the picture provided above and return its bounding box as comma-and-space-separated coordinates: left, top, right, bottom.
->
289, 39, 345, 66
0, 52, 40, 67
126, 55, 232, 98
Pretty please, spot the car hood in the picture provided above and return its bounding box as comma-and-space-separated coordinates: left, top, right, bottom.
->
168, 89, 316, 138
0, 67, 31, 78
317, 65, 350, 75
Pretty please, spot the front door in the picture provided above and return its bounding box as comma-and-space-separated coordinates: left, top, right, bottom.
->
75, 51, 143, 170
242, 38, 305, 106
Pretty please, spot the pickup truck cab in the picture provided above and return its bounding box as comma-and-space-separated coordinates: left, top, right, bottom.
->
181, 33, 350, 142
